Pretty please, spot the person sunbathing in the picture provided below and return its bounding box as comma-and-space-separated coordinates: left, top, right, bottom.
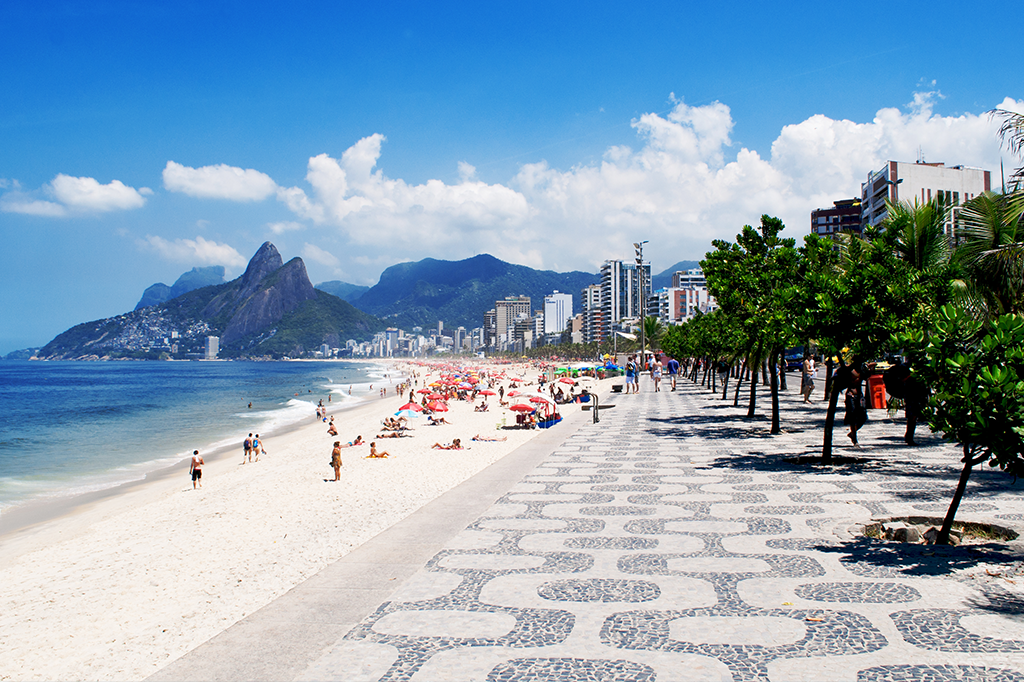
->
474, 403, 489, 412
376, 431, 410, 438
340, 435, 364, 448
431, 438, 465, 450
428, 415, 450, 425
366, 442, 390, 458
472, 434, 506, 442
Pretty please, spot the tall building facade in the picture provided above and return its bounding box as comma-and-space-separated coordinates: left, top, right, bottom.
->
862, 161, 991, 234
204, 336, 219, 360
599, 260, 650, 339
494, 296, 531, 348
581, 283, 603, 344
543, 291, 573, 336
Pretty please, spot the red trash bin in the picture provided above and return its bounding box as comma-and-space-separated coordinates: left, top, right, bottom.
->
867, 374, 887, 409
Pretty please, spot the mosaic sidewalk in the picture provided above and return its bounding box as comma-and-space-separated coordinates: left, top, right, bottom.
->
300, 380, 1024, 682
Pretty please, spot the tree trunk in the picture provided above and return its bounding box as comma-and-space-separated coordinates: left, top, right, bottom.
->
779, 350, 788, 391
747, 364, 758, 418
823, 358, 834, 401
761, 360, 769, 385
734, 361, 746, 407
769, 350, 781, 434
938, 444, 981, 545
702, 358, 709, 387
721, 365, 730, 399
711, 361, 717, 393
821, 380, 842, 463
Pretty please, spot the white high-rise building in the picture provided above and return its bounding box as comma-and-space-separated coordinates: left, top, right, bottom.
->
543, 291, 573, 336
862, 161, 991, 236
599, 260, 650, 339
204, 336, 219, 360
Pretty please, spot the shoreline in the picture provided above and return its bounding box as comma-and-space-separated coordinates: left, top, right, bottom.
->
0, 359, 397, 540
0, 360, 584, 681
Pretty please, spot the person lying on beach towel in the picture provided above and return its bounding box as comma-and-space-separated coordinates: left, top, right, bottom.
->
376, 432, 410, 439
432, 438, 465, 450
340, 436, 364, 448
427, 415, 450, 425
474, 403, 489, 412
472, 434, 507, 442
366, 442, 390, 458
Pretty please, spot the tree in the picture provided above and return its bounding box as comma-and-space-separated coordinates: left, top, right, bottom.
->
897, 306, 1024, 544
704, 216, 801, 434
954, 191, 1024, 319
643, 316, 665, 354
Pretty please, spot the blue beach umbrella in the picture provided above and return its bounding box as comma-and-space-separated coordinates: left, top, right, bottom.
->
395, 409, 421, 418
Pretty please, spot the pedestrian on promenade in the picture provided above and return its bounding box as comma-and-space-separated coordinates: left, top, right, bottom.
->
800, 353, 815, 403
624, 355, 636, 394
843, 366, 867, 446
190, 450, 204, 489
667, 356, 680, 391
652, 358, 663, 392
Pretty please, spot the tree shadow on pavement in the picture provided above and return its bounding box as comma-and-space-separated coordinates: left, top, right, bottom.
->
965, 583, 1024, 619
815, 537, 1024, 578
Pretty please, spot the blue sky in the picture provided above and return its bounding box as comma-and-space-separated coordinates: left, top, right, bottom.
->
1, 0, 1022, 354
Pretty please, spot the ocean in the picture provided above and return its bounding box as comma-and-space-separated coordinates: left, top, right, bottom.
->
0, 359, 394, 513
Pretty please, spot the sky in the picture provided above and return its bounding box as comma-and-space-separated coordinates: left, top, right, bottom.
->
1, 0, 1022, 354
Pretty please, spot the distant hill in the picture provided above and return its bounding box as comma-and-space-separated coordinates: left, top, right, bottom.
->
651, 260, 701, 290
314, 280, 371, 304
40, 243, 383, 359
352, 254, 599, 330
135, 265, 226, 310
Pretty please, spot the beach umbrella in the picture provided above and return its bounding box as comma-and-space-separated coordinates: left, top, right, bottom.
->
478, 390, 496, 396
558, 378, 577, 385
395, 409, 421, 418
426, 401, 449, 412
507, 390, 525, 397
509, 403, 535, 412
416, 388, 432, 394
528, 395, 552, 404
399, 402, 423, 412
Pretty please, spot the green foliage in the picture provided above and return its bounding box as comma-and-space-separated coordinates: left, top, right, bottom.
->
642, 316, 665, 351
898, 305, 1024, 476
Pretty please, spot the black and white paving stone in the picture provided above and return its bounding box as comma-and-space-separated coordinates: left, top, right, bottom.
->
305, 379, 1024, 681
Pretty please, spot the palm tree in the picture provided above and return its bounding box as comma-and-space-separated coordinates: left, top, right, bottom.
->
882, 198, 951, 272
954, 191, 1024, 318
993, 107, 1024, 190
643, 315, 665, 353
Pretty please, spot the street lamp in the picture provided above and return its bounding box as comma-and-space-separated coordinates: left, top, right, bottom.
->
633, 240, 648, 370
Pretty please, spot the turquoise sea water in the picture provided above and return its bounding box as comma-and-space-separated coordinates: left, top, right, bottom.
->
0, 360, 393, 512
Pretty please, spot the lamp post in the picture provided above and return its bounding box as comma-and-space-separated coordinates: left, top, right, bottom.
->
633, 240, 648, 371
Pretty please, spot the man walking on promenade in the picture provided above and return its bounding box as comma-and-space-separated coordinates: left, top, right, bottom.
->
190, 450, 204, 489
625, 355, 636, 394
667, 356, 680, 391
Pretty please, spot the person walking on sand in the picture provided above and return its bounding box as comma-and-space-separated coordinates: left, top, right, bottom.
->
190, 450, 204, 489
243, 433, 253, 463
330, 441, 343, 481
253, 434, 263, 461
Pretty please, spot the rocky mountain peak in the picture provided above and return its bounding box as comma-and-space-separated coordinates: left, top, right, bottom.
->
237, 242, 284, 301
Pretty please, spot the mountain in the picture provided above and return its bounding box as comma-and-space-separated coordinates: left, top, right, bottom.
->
351, 254, 599, 329
135, 266, 226, 310
651, 260, 701, 290
314, 280, 371, 304
39, 242, 383, 359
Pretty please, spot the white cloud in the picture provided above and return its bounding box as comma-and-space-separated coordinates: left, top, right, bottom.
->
267, 220, 306, 234
140, 235, 247, 269
162, 161, 278, 201
0, 175, 149, 216
301, 243, 339, 267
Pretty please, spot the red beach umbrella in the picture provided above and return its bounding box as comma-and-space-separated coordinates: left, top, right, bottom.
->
509, 403, 535, 412
478, 390, 496, 396
416, 388, 432, 394
528, 395, 551, 403
559, 378, 576, 385
426, 401, 449, 412
399, 402, 424, 412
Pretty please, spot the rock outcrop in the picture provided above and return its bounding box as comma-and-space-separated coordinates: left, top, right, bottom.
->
222, 257, 317, 344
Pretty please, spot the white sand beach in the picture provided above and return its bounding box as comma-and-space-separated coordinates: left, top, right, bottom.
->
0, 360, 588, 681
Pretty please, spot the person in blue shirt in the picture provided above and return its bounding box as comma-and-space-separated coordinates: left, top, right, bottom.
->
666, 357, 680, 391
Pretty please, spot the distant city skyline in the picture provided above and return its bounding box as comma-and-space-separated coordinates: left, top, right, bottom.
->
1, 1, 1022, 354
